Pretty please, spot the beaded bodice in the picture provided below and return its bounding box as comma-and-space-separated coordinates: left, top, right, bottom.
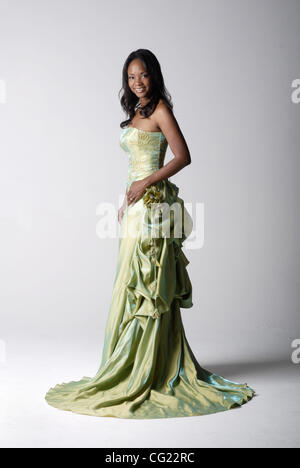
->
120, 127, 168, 187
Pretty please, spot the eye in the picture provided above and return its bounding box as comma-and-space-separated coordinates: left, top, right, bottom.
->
128, 74, 148, 81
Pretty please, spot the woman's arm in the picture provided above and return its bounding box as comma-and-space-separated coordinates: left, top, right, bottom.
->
144, 104, 191, 185
127, 105, 191, 205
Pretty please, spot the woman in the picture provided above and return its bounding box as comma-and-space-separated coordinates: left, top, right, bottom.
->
45, 49, 255, 418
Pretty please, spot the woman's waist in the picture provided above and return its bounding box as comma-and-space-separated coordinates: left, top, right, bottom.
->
128, 165, 162, 180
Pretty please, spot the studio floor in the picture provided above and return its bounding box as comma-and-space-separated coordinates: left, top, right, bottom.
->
1, 332, 299, 449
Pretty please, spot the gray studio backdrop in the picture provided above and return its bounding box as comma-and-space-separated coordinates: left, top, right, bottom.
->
0, 0, 299, 369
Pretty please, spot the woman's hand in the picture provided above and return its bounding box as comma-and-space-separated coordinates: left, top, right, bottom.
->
127, 180, 148, 205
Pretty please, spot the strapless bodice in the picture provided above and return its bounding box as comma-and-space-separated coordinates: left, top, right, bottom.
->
120, 127, 168, 187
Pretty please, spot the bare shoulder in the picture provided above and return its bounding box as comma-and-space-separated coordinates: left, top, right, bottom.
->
154, 99, 181, 135
155, 99, 173, 120
153, 99, 176, 131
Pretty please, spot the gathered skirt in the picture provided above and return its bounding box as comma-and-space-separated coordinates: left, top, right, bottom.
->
45, 180, 255, 418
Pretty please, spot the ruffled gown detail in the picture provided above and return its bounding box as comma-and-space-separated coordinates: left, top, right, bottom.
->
45, 126, 255, 418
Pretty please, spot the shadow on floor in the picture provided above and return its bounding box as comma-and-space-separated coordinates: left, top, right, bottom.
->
198, 356, 296, 379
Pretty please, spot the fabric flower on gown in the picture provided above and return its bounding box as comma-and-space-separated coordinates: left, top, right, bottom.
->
143, 184, 164, 207
141, 184, 166, 319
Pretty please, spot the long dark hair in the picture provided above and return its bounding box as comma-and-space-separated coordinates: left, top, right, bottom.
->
119, 49, 173, 129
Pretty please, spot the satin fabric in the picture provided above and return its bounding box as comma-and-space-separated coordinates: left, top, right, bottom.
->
45, 126, 255, 418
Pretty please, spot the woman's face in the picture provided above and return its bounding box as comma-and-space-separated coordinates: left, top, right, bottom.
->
127, 59, 151, 99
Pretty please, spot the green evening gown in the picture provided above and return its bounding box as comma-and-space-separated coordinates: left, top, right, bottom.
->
45, 126, 255, 418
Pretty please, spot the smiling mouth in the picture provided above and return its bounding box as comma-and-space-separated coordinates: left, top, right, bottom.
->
135, 88, 146, 93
